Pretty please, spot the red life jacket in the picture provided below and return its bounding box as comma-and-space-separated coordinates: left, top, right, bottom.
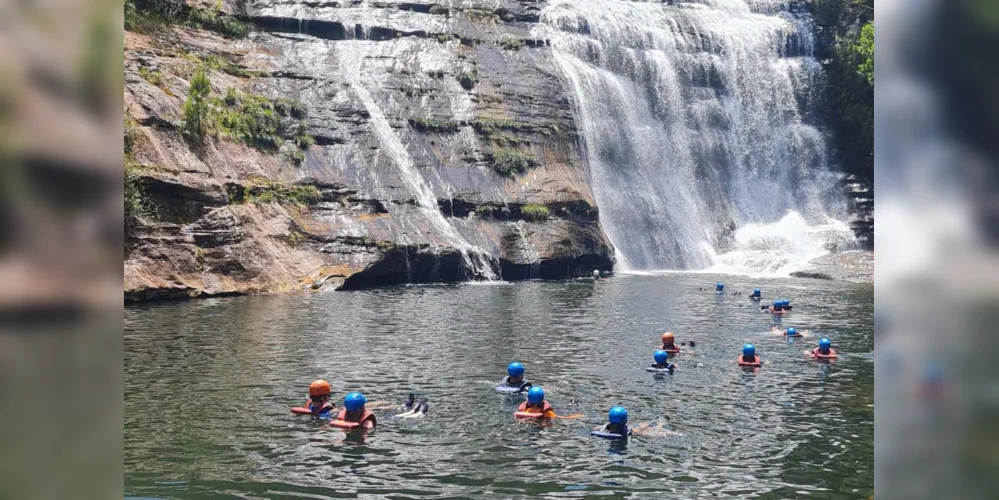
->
515, 401, 553, 418
662, 343, 680, 354
812, 348, 837, 359
331, 408, 376, 429
738, 354, 761, 367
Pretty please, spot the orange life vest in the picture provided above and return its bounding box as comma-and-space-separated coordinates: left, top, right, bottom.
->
738, 355, 761, 367
331, 408, 376, 429
662, 343, 680, 354
812, 348, 837, 359
515, 401, 554, 419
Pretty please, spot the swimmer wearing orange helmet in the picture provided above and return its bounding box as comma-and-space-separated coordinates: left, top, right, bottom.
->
660, 332, 692, 355
302, 379, 335, 416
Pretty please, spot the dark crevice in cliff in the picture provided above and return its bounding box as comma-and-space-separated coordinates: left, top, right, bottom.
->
338, 244, 613, 290
500, 254, 613, 281
437, 199, 598, 222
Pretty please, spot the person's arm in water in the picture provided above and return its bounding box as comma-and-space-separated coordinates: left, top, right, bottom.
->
362, 418, 375, 430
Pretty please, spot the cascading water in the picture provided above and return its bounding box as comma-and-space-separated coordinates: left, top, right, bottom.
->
538, 0, 857, 275
352, 84, 499, 281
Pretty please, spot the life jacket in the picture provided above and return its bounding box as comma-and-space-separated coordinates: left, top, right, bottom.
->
502, 376, 531, 390
662, 343, 680, 354
515, 401, 553, 419
651, 362, 673, 370
812, 348, 837, 359
331, 408, 376, 429
738, 354, 761, 367
308, 402, 335, 415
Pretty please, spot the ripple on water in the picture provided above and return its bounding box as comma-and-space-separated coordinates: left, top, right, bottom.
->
126, 274, 873, 498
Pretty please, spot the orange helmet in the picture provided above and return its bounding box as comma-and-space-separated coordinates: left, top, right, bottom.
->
661, 332, 675, 343
309, 379, 331, 396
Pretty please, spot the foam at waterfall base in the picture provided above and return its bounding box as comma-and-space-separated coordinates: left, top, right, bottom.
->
705, 211, 858, 277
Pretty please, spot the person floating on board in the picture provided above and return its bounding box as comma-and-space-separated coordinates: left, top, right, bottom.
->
773, 326, 807, 337
514, 387, 557, 420
749, 288, 762, 300
649, 350, 676, 374
497, 362, 532, 393
292, 379, 335, 417
591, 407, 680, 439
331, 392, 377, 430
738, 344, 762, 367
809, 338, 838, 359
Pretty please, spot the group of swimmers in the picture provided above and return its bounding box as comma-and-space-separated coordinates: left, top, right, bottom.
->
292, 282, 839, 439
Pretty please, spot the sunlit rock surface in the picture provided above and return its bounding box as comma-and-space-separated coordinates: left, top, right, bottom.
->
124, 0, 613, 301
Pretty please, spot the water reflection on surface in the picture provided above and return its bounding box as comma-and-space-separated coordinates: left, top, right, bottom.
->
125, 274, 873, 498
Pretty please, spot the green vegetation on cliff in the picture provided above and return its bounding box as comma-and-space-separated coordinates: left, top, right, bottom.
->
491, 150, 538, 177
180, 71, 314, 156
125, 0, 250, 38
815, 0, 873, 182
521, 204, 550, 221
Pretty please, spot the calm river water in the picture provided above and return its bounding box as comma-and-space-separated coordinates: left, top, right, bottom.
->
125, 273, 874, 499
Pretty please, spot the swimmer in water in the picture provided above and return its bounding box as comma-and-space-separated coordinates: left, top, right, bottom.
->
516, 387, 557, 419
750, 288, 762, 299
715, 282, 724, 294
649, 350, 676, 374
592, 406, 677, 438
300, 380, 336, 417
660, 332, 693, 354
810, 338, 837, 358
331, 392, 377, 430
772, 326, 808, 337
738, 343, 761, 366
396, 393, 429, 418
498, 362, 532, 392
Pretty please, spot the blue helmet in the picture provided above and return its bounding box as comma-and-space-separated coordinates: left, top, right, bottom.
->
819, 338, 831, 350
608, 406, 628, 424
743, 343, 756, 356
344, 392, 366, 411
787, 327, 797, 336
754, 288, 761, 296
507, 362, 524, 377
527, 386, 545, 404
654, 350, 669, 364
716, 282, 724, 291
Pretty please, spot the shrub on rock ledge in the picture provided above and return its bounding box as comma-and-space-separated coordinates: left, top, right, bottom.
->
491, 149, 538, 177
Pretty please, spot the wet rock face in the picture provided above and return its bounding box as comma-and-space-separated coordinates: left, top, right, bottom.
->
124, 0, 614, 300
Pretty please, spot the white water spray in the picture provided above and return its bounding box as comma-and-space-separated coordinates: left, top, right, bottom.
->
538, 0, 856, 275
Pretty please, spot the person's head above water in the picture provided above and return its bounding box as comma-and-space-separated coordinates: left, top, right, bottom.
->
344, 392, 366, 412
654, 350, 669, 365
754, 288, 761, 296
819, 338, 831, 353
593, 269, 600, 277
716, 282, 724, 291
608, 406, 628, 425
527, 386, 545, 405
507, 362, 524, 379
310, 379, 331, 396
787, 327, 797, 336
743, 343, 756, 357
661, 331, 675, 345
309, 380, 331, 404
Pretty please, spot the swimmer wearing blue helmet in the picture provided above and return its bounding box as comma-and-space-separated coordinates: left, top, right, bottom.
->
497, 362, 532, 393
592, 406, 632, 439
648, 350, 676, 374
750, 288, 762, 299
716, 282, 724, 294
591, 406, 674, 439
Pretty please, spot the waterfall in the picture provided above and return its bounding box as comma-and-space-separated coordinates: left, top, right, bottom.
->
538, 0, 856, 275
352, 84, 499, 281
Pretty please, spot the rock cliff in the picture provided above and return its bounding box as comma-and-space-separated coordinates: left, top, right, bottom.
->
124, 0, 614, 301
